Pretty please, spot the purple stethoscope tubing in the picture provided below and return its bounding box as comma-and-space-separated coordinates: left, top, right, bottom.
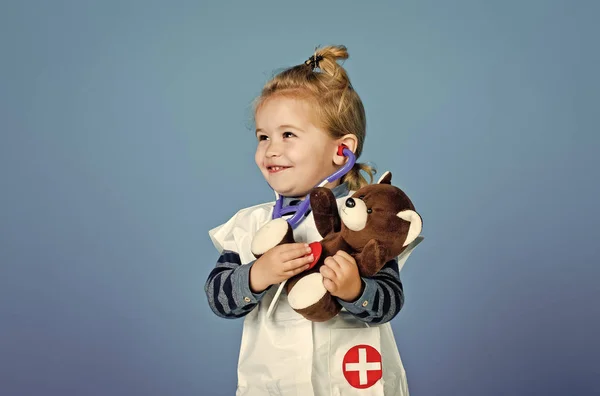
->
271, 146, 356, 228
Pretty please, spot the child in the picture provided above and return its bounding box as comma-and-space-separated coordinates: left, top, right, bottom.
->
205, 45, 421, 396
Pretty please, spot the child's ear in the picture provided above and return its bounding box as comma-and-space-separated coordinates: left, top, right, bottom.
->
333, 134, 358, 166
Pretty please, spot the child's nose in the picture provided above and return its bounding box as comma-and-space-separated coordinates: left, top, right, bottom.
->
266, 142, 283, 157
266, 148, 280, 157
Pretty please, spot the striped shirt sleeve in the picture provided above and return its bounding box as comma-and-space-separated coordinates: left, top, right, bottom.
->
204, 250, 268, 319
337, 258, 405, 324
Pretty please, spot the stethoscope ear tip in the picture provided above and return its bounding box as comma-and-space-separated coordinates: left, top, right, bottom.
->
337, 144, 348, 156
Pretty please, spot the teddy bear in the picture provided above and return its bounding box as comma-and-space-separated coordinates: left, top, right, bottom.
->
250, 171, 423, 322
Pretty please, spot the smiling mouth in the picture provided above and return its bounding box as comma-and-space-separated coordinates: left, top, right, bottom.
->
267, 166, 291, 173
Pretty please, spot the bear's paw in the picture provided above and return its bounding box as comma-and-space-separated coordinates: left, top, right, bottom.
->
251, 218, 292, 256
287, 272, 328, 310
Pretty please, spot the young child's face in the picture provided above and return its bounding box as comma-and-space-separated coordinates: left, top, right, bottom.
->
255, 97, 340, 197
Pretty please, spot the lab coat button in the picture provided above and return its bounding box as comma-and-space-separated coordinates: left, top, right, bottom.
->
362, 300, 368, 307
244, 297, 251, 303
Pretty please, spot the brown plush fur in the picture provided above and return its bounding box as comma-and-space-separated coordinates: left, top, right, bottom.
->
252, 172, 422, 322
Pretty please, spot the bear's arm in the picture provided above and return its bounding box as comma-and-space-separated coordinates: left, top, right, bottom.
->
355, 239, 388, 277
310, 187, 341, 237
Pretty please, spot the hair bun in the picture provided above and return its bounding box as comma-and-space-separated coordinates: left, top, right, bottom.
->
306, 45, 350, 88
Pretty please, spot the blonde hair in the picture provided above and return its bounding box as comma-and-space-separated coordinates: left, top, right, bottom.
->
253, 45, 376, 191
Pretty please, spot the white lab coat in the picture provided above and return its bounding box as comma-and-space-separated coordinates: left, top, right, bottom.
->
209, 192, 423, 396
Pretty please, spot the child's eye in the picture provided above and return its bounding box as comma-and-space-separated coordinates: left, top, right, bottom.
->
283, 131, 296, 138
257, 134, 269, 141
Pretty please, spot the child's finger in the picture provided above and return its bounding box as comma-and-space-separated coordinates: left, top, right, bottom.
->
283, 262, 311, 277
279, 243, 312, 261
320, 264, 337, 281
283, 255, 313, 273
324, 256, 343, 276
323, 278, 336, 293
335, 250, 355, 264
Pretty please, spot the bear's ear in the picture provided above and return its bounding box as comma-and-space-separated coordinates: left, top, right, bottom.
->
397, 210, 422, 247
377, 171, 392, 185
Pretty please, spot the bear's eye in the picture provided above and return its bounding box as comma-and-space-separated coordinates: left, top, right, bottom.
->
358, 195, 365, 200
367, 208, 372, 214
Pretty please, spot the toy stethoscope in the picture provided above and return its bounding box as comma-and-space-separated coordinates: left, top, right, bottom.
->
271, 144, 356, 226
265, 144, 356, 319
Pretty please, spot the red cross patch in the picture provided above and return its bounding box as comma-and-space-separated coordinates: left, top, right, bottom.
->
342, 344, 383, 389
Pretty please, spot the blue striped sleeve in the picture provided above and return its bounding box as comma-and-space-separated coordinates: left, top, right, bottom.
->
204, 250, 268, 319
337, 258, 405, 324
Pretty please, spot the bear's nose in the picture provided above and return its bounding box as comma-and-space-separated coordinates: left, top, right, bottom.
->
345, 198, 356, 208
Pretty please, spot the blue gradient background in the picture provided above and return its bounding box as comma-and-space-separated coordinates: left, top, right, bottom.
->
1, 1, 598, 395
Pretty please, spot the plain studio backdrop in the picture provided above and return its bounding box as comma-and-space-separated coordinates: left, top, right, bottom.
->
1, 1, 598, 395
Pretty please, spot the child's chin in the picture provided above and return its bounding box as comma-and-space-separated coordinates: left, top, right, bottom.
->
272, 185, 308, 198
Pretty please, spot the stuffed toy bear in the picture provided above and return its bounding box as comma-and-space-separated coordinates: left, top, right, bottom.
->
251, 171, 423, 322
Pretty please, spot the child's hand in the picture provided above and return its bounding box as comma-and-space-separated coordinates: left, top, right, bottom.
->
249, 243, 313, 293
320, 250, 363, 302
